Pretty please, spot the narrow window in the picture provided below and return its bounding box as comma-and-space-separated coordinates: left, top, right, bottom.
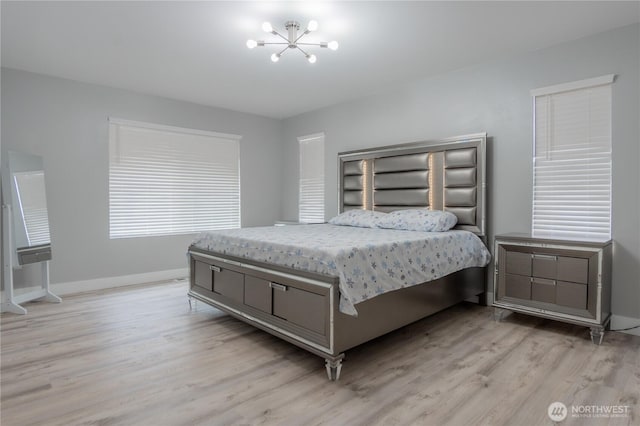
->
531, 75, 614, 241
298, 133, 325, 223
109, 119, 241, 238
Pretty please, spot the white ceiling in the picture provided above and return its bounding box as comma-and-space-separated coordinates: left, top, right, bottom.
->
2, 1, 639, 119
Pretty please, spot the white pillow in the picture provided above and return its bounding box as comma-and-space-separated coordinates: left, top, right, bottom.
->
328, 210, 388, 228
375, 209, 458, 232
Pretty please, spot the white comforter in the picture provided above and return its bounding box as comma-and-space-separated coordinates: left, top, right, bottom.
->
191, 224, 491, 316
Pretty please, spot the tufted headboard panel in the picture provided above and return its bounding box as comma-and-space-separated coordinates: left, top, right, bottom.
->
338, 133, 487, 236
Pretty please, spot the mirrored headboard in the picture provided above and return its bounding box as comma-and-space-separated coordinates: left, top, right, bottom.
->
338, 133, 487, 237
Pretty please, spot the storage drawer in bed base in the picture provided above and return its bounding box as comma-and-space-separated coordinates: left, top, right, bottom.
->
188, 288, 339, 362
189, 251, 335, 352
189, 249, 486, 381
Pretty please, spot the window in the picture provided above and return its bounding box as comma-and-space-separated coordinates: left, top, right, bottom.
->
109, 119, 241, 238
298, 133, 325, 223
531, 75, 614, 241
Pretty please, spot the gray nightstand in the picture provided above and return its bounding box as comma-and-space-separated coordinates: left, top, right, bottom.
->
493, 234, 612, 344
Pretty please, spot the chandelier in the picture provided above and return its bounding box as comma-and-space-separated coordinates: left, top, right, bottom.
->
246, 20, 339, 63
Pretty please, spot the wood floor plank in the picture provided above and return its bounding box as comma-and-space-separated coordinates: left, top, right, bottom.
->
2, 281, 638, 426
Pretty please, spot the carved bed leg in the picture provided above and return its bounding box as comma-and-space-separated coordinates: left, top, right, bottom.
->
325, 358, 343, 381
590, 326, 605, 345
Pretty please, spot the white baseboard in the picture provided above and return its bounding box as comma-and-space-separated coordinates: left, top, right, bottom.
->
1, 268, 189, 307
610, 314, 640, 337
51, 268, 189, 296
6, 275, 640, 337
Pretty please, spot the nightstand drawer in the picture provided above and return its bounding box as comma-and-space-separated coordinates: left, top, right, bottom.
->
531, 278, 556, 304
505, 274, 531, 300
557, 257, 589, 284
532, 254, 557, 279
506, 252, 531, 276
556, 281, 587, 310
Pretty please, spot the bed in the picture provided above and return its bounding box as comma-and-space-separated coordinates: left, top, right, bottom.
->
187, 133, 490, 380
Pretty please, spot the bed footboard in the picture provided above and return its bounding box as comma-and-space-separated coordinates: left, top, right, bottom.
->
188, 248, 485, 380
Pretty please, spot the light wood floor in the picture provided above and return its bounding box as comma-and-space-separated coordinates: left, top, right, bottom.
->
1, 281, 638, 426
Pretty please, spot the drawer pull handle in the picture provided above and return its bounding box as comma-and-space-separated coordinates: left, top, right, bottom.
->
533, 278, 556, 286
210, 265, 222, 273
533, 254, 557, 260
269, 282, 288, 292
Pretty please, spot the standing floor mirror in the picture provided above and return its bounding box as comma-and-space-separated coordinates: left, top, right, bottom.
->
2, 150, 61, 314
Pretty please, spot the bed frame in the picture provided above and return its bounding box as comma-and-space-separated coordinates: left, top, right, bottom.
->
188, 132, 487, 380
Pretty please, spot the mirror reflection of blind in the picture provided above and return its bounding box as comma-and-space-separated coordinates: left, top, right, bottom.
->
109, 119, 241, 239
13, 171, 51, 246
298, 133, 325, 223
532, 77, 612, 241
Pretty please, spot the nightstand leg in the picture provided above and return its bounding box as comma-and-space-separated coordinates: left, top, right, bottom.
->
590, 327, 605, 345
188, 296, 196, 310
493, 307, 510, 322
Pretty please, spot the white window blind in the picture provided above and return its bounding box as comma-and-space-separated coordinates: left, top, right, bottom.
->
13, 171, 51, 246
532, 75, 613, 242
109, 119, 241, 238
298, 133, 325, 223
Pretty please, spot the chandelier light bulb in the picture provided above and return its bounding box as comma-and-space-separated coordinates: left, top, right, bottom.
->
248, 20, 337, 62
307, 20, 318, 32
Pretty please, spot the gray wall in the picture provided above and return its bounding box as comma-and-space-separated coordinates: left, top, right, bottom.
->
1, 68, 283, 285
280, 24, 640, 319
2, 24, 638, 320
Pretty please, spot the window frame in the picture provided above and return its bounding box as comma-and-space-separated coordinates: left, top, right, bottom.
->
298, 132, 325, 224
530, 74, 615, 242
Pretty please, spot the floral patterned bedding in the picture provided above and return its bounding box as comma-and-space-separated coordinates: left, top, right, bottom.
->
191, 224, 491, 316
